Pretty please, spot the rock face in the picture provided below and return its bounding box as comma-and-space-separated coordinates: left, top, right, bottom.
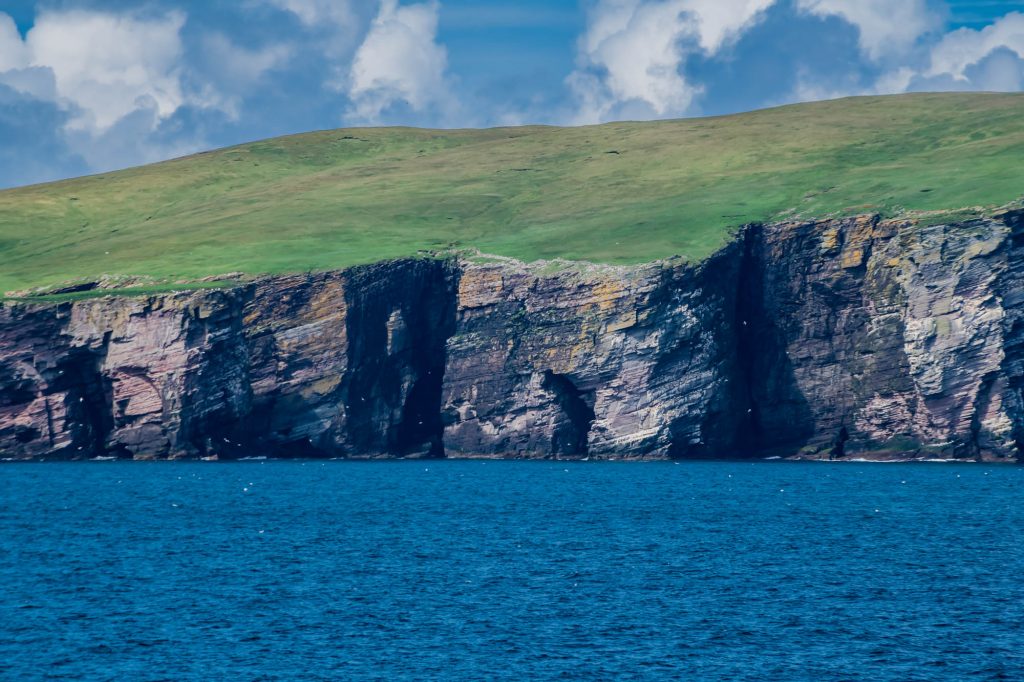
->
745, 212, 1024, 459
0, 260, 456, 460
2, 211, 1024, 461
440, 248, 747, 459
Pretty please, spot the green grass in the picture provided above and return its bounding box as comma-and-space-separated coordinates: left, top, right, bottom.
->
3, 281, 239, 304
2, 92, 1024, 295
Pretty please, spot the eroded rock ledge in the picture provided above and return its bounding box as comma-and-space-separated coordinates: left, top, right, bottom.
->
3, 211, 1024, 461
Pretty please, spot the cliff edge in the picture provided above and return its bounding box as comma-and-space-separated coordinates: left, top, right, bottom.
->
3, 211, 1023, 461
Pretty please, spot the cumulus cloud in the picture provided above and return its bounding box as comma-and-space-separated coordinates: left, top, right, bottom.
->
63, 106, 202, 174
0, 8, 300, 181
0, 9, 208, 176
862, 11, 1024, 95
925, 12, 1024, 83
568, 0, 774, 123
686, 0, 783, 52
796, 0, 939, 61
775, 2, 1024, 106
0, 13, 29, 71
961, 48, 1024, 92
202, 34, 291, 89
566, 0, 966, 122
347, 0, 453, 124
25, 10, 188, 132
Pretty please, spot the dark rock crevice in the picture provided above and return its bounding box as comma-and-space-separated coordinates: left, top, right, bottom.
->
541, 370, 595, 457
832, 426, 849, 460
182, 298, 254, 459
55, 348, 116, 457
732, 223, 815, 457
393, 264, 458, 458
968, 371, 999, 459
342, 260, 458, 458
732, 226, 763, 456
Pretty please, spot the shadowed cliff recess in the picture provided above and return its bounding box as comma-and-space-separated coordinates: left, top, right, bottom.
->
3, 210, 1024, 462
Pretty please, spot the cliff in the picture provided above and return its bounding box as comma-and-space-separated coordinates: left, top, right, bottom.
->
3, 211, 1023, 461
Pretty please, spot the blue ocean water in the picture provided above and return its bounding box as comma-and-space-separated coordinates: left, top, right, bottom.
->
1, 460, 1023, 681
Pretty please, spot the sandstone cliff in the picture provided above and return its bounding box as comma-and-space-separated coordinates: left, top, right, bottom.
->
3, 211, 1023, 461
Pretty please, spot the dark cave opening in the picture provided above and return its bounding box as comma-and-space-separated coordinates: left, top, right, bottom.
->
542, 370, 595, 457
833, 426, 849, 460
53, 350, 116, 457
732, 228, 763, 456
343, 261, 458, 458
396, 365, 447, 457
733, 224, 815, 457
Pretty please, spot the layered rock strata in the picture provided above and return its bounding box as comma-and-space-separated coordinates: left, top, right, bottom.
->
0, 260, 456, 460
745, 212, 1024, 459
440, 248, 747, 459
2, 211, 1023, 461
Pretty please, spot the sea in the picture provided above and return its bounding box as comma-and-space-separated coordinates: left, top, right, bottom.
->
1, 459, 1022, 681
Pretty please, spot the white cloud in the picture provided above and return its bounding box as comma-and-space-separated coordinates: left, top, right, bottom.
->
965, 48, 1024, 91
568, 0, 774, 124
874, 67, 918, 94
267, 0, 358, 28
569, 0, 1024, 124
926, 12, 1024, 81
567, 0, 1023, 125
2, 9, 286, 135
570, 1, 699, 123
848, 11, 1024, 96
0, 13, 29, 72
785, 3, 1023, 106
25, 10, 188, 132
684, 0, 780, 53
796, 0, 939, 61
347, 0, 452, 124
0, 9, 255, 174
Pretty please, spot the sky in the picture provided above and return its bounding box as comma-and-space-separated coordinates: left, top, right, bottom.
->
1, 0, 1024, 188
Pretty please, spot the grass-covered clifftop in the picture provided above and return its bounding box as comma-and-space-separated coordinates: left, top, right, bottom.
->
2, 92, 1023, 294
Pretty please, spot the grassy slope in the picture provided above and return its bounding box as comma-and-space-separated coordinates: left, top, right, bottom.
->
2, 92, 1023, 294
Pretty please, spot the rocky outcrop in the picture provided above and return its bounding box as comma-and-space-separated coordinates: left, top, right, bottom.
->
745, 212, 1024, 459
2, 211, 1024, 461
0, 259, 456, 460
440, 248, 747, 459
237, 261, 456, 458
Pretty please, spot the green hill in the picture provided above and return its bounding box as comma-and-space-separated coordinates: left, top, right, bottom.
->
2, 92, 1024, 295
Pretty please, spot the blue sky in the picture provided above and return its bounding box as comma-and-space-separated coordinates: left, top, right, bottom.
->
1, 0, 1024, 187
